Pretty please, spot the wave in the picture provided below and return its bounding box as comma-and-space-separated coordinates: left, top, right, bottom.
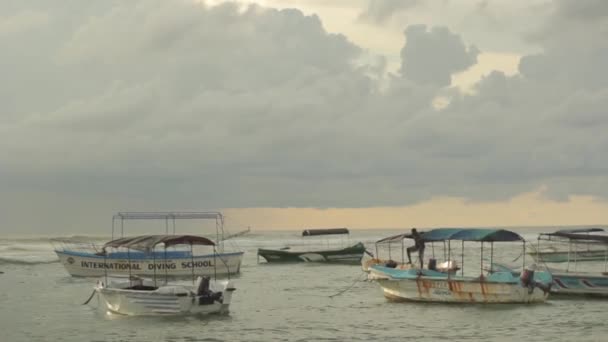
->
0, 256, 59, 265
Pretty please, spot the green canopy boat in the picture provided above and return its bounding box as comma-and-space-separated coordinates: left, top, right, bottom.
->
257, 228, 366, 264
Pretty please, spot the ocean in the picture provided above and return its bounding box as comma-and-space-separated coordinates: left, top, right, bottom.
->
1, 228, 607, 342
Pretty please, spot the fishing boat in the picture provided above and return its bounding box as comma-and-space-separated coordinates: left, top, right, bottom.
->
528, 229, 608, 297
54, 212, 244, 277
369, 228, 552, 303
257, 228, 365, 264
361, 231, 459, 274
94, 235, 235, 315
528, 228, 608, 263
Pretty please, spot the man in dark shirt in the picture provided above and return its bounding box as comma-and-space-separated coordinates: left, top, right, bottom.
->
406, 228, 425, 268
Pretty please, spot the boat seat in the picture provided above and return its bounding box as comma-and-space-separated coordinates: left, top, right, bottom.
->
156, 286, 188, 295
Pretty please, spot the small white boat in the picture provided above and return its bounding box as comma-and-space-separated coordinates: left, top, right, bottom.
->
94, 235, 236, 316
370, 228, 552, 304
96, 276, 235, 315
54, 212, 244, 277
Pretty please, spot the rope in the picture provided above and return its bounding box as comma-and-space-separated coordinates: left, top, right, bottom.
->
328, 272, 368, 299
82, 290, 97, 305
512, 251, 523, 262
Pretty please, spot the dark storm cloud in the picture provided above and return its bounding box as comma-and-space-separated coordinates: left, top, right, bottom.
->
400, 25, 479, 86
0, 0, 607, 233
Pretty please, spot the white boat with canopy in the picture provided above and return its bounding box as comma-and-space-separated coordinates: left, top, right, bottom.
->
94, 234, 236, 316
54, 212, 244, 277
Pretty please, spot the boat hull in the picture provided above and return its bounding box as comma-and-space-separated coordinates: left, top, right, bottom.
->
56, 250, 243, 277
370, 266, 550, 304
258, 242, 365, 264
550, 271, 608, 297
96, 279, 235, 315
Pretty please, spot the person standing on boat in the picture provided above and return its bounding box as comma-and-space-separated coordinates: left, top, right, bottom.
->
407, 228, 425, 268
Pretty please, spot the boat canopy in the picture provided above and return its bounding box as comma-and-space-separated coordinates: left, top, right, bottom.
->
103, 234, 216, 252
544, 231, 608, 243
375, 233, 413, 244
302, 228, 349, 236
113, 212, 223, 220
450, 229, 523, 242
420, 228, 463, 242
421, 228, 523, 242
554, 228, 605, 234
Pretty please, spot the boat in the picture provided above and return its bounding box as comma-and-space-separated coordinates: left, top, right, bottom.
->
257, 228, 366, 264
94, 235, 236, 316
369, 228, 552, 303
361, 231, 459, 274
527, 229, 608, 297
54, 212, 244, 277
528, 228, 608, 263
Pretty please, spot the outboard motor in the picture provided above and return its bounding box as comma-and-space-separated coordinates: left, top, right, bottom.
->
428, 258, 437, 271
197, 276, 224, 305
520, 265, 536, 286
520, 264, 538, 294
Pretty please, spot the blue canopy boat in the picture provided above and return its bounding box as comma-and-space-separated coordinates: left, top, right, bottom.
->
369, 228, 552, 303
529, 228, 608, 263
524, 228, 608, 297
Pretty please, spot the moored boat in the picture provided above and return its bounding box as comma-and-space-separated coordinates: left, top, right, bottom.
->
94, 235, 236, 316
257, 228, 365, 264
370, 228, 552, 303
526, 229, 608, 297
528, 228, 608, 263
54, 212, 244, 277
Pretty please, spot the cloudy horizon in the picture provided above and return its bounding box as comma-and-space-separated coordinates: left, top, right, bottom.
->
1, 0, 607, 234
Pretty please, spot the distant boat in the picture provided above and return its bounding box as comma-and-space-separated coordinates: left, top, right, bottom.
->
257, 228, 366, 264
369, 228, 552, 303
54, 212, 244, 277
528, 228, 608, 263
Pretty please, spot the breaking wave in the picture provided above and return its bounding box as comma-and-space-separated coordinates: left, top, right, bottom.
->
0, 239, 59, 265
0, 256, 59, 265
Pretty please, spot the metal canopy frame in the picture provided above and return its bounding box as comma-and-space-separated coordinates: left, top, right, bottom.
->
111, 212, 226, 251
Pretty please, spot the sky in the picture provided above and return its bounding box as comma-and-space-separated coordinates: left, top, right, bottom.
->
1, 0, 608, 234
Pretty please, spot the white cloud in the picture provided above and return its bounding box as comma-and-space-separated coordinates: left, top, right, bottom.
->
0, 10, 49, 36
358, 0, 419, 24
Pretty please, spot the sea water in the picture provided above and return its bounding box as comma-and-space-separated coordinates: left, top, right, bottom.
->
0, 228, 607, 342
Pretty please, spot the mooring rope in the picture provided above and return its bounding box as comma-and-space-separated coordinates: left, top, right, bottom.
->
82, 289, 97, 305
328, 272, 368, 299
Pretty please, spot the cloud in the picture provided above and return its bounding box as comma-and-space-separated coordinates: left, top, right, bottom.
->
1, 0, 608, 232
0, 10, 49, 36
400, 25, 479, 86
358, 0, 419, 24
